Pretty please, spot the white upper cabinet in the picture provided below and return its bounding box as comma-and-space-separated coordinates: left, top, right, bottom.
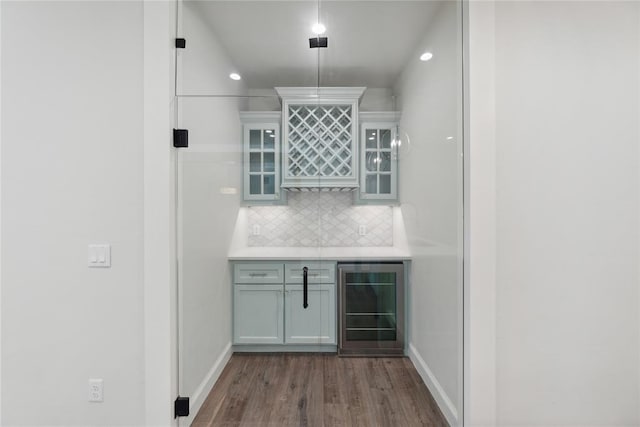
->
240, 112, 284, 204
356, 112, 400, 204
239, 92, 400, 204
276, 87, 366, 191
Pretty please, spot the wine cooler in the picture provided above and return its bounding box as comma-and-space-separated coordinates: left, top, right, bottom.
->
338, 262, 404, 355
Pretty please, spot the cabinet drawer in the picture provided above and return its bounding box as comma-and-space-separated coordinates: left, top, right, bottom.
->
285, 263, 336, 284
234, 263, 284, 284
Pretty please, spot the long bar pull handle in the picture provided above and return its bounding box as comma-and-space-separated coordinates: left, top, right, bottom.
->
303, 267, 309, 309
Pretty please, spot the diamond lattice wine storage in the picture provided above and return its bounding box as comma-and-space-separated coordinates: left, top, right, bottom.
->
276, 87, 365, 191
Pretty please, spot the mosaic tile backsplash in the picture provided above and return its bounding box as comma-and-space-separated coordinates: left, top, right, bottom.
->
248, 193, 393, 247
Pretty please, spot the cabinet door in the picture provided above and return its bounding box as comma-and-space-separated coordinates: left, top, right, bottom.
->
284, 284, 336, 344
358, 122, 398, 203
234, 284, 283, 344
243, 122, 282, 203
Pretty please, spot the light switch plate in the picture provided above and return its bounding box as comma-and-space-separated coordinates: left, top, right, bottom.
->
88, 244, 111, 268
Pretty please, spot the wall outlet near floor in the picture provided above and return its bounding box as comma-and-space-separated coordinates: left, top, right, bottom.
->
358, 224, 367, 236
88, 379, 103, 402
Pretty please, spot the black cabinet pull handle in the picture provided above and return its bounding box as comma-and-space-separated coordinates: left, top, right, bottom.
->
303, 267, 309, 309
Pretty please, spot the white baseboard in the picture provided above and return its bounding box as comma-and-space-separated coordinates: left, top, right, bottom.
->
233, 344, 336, 353
181, 342, 233, 426
408, 343, 458, 427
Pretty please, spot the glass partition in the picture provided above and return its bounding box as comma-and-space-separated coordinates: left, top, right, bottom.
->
175, 1, 463, 425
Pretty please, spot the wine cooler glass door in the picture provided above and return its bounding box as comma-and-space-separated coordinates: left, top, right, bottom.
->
339, 263, 404, 355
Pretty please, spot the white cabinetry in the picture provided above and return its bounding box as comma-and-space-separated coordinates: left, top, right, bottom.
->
239, 112, 284, 204
284, 262, 336, 344
233, 285, 283, 344
356, 112, 400, 204
285, 284, 336, 344
233, 263, 284, 344
239, 93, 401, 202
232, 261, 337, 347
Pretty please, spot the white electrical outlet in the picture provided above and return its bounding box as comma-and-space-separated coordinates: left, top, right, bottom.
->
252, 224, 261, 236
358, 225, 367, 236
88, 379, 103, 402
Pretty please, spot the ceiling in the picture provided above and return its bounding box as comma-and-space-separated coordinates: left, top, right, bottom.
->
184, 1, 443, 89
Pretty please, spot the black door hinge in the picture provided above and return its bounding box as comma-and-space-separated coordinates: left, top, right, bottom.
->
309, 37, 328, 48
173, 129, 188, 148
175, 38, 186, 49
174, 396, 190, 418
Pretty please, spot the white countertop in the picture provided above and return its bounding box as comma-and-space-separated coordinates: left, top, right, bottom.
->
228, 246, 411, 261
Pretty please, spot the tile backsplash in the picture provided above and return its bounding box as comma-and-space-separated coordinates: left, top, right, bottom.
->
248, 193, 393, 247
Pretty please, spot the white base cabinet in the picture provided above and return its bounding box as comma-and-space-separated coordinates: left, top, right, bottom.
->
233, 285, 283, 344
285, 284, 336, 344
232, 261, 336, 347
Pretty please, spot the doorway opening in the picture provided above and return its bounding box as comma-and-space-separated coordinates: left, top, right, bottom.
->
173, 1, 464, 425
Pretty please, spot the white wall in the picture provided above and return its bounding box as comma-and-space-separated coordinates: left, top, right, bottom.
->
466, 0, 497, 425
176, 3, 246, 423
1, 1, 145, 425
490, 1, 640, 425
180, 1, 246, 97
143, 1, 177, 424
395, 2, 463, 425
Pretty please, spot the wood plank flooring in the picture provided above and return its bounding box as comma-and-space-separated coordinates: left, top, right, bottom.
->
192, 354, 448, 427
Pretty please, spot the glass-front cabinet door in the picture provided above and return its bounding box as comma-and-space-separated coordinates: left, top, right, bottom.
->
358, 117, 399, 203
240, 112, 283, 203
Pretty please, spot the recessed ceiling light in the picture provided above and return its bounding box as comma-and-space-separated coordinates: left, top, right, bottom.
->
229, 73, 241, 81
265, 130, 273, 133
312, 23, 326, 35
420, 52, 433, 62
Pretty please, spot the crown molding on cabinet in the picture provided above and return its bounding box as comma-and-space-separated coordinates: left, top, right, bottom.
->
275, 86, 366, 101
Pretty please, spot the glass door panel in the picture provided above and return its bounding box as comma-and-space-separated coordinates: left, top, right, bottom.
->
175, 1, 463, 426
342, 267, 403, 345
318, 0, 464, 425
175, 1, 323, 425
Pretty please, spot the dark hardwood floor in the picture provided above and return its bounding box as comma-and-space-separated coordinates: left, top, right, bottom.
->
192, 353, 448, 427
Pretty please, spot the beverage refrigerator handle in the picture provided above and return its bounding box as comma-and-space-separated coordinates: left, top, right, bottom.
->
303, 267, 309, 309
